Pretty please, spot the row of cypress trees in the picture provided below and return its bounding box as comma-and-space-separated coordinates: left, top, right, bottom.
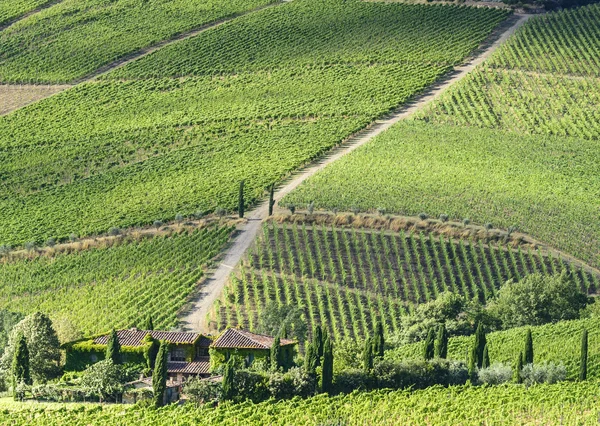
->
423, 323, 448, 361
364, 320, 385, 370
304, 325, 334, 393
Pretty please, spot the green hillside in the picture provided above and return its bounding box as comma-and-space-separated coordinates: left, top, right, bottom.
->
0, 0, 51, 26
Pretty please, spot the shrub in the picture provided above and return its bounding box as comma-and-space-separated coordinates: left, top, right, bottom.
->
153, 220, 163, 230
477, 363, 512, 385
175, 213, 184, 223
521, 362, 566, 386
333, 368, 375, 393
307, 202, 314, 215
372, 359, 468, 390
69, 233, 78, 242
184, 377, 222, 404
108, 227, 120, 236
45, 238, 56, 248
233, 369, 269, 402
439, 214, 449, 222
214, 207, 226, 217
462, 218, 470, 226
288, 204, 296, 215
418, 213, 428, 220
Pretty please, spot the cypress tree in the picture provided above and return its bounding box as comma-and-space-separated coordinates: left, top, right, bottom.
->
473, 323, 487, 368
144, 335, 159, 370
482, 343, 490, 369
313, 326, 323, 360
434, 323, 448, 359
321, 337, 333, 394
468, 344, 477, 380
271, 336, 282, 371
523, 329, 534, 365
305, 343, 318, 375
373, 320, 385, 358
152, 341, 168, 408
105, 329, 121, 365
513, 352, 523, 384
580, 329, 588, 381
12, 334, 30, 399
423, 328, 435, 360
268, 184, 276, 216
222, 359, 235, 401
140, 315, 153, 331
363, 338, 374, 371
238, 180, 245, 219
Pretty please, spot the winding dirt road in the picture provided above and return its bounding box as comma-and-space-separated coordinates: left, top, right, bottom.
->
178, 13, 534, 333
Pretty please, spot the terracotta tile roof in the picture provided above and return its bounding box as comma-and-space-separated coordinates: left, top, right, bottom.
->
94, 329, 211, 347
167, 358, 210, 375
210, 328, 296, 350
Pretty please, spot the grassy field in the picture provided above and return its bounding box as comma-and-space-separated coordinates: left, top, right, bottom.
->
0, 226, 232, 335
0, 0, 275, 83
1, 383, 600, 424
210, 222, 596, 340
0, 0, 509, 247
389, 316, 600, 381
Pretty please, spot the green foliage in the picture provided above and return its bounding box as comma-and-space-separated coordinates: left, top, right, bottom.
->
363, 338, 373, 372
0, 227, 232, 335
373, 358, 468, 390
0, 310, 24, 358
580, 329, 588, 381
143, 335, 159, 371
523, 329, 534, 365
321, 337, 333, 394
258, 303, 307, 345
0, 312, 60, 384
12, 335, 30, 399
473, 323, 487, 369
305, 344, 318, 376
152, 341, 168, 408
521, 362, 566, 386
238, 180, 245, 219
313, 326, 323, 361
373, 321, 384, 358
434, 324, 448, 359
0, 0, 273, 83
140, 316, 154, 331
423, 329, 435, 361
80, 359, 124, 402
283, 121, 600, 270
0, 0, 50, 26
482, 344, 490, 370
488, 273, 590, 329
270, 337, 282, 372
222, 359, 235, 401
105, 330, 121, 365
183, 377, 222, 404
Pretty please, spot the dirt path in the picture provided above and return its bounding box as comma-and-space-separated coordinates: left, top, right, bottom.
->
178, 13, 533, 333
0, 1, 282, 116
0, 0, 63, 32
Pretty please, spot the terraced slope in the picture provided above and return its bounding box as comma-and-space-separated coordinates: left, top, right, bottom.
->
0, 0, 509, 247
0, 0, 275, 83
210, 222, 597, 340
0, 0, 51, 26
0, 226, 232, 335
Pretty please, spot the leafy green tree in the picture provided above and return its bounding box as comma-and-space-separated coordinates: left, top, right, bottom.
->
271, 336, 282, 371
423, 328, 435, 360
580, 329, 588, 381
473, 323, 487, 368
80, 359, 124, 403
434, 323, 448, 359
238, 180, 245, 219
373, 320, 385, 358
153, 341, 168, 408
106, 329, 121, 365
513, 352, 523, 384
482, 344, 490, 369
140, 315, 153, 331
0, 310, 24, 357
321, 337, 333, 394
523, 329, 534, 365
363, 338, 374, 371
12, 335, 30, 400
143, 334, 159, 370
222, 359, 235, 401
0, 312, 60, 383
259, 303, 307, 345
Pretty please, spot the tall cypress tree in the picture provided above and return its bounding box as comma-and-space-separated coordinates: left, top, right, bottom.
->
144, 335, 159, 370
152, 341, 168, 408
580, 329, 588, 381
468, 344, 477, 380
268, 184, 276, 216
105, 329, 121, 365
313, 326, 323, 360
222, 359, 235, 401
304, 343, 316, 375
363, 338, 374, 371
271, 336, 282, 371
513, 352, 523, 384
321, 337, 333, 394
12, 334, 30, 399
373, 320, 385, 358
434, 323, 448, 359
482, 343, 490, 369
523, 329, 534, 365
238, 180, 245, 219
473, 323, 487, 368
423, 328, 435, 360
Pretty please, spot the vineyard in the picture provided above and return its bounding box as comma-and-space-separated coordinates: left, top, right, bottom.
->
0, 0, 509, 247
418, 4, 600, 139
389, 316, 600, 381
0, 0, 274, 83
2, 382, 600, 424
283, 121, 600, 269
210, 222, 597, 340
0, 0, 50, 26
0, 226, 232, 335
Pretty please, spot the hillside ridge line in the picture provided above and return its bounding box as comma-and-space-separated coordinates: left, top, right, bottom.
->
178, 12, 534, 333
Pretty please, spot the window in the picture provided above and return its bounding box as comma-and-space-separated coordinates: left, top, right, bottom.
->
196, 346, 209, 358
170, 348, 185, 362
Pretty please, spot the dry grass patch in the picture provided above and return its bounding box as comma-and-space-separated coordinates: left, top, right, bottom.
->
0, 84, 70, 115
